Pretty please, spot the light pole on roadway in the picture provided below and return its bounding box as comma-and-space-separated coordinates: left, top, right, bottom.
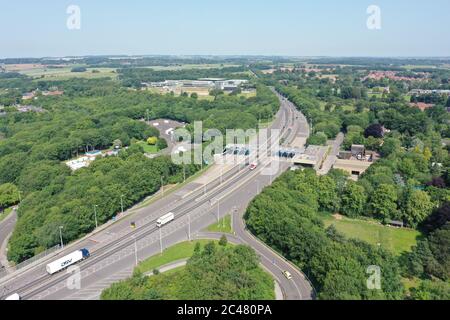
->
188, 213, 191, 241
133, 236, 138, 266
59, 226, 64, 249
93, 205, 99, 229
159, 228, 163, 254
217, 199, 220, 223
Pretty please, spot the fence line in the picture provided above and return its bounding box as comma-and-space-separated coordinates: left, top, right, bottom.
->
14, 244, 61, 271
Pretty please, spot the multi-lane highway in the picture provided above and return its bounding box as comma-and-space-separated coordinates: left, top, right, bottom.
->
0, 90, 313, 300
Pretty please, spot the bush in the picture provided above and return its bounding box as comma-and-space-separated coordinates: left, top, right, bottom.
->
307, 132, 328, 146
71, 67, 87, 73
156, 138, 168, 150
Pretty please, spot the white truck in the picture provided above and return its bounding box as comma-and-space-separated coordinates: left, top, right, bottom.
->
157, 212, 175, 228
4, 293, 21, 300
45, 248, 90, 275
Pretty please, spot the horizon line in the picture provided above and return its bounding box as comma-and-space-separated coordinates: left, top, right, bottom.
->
1, 54, 450, 61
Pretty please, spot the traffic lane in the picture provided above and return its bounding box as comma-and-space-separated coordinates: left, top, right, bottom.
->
318, 132, 344, 175
35, 163, 294, 300
230, 163, 314, 300
38, 185, 251, 300
0, 209, 17, 246
187, 157, 311, 300
0, 209, 17, 268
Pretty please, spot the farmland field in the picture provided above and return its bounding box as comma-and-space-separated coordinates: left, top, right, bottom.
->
16, 66, 118, 80
142, 63, 240, 71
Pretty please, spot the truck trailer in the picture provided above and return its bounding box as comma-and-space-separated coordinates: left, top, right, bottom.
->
157, 212, 175, 227
4, 293, 21, 300
45, 249, 90, 275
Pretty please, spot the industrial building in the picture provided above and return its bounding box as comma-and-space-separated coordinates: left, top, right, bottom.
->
292, 145, 329, 170
333, 145, 379, 180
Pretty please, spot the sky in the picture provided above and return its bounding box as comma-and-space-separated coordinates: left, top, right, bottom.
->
1, 0, 449, 58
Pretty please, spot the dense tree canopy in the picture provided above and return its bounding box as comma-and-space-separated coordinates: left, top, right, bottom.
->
101, 242, 275, 300
245, 169, 404, 300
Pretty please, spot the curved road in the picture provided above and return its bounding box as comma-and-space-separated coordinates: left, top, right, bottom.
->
0, 209, 17, 274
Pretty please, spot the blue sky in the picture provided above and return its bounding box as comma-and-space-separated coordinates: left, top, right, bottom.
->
1, 0, 449, 58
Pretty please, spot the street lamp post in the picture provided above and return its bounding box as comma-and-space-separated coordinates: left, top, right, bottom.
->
159, 228, 163, 254
134, 237, 138, 266
59, 226, 64, 249
120, 195, 124, 214
93, 205, 99, 229
161, 177, 164, 197
217, 199, 220, 223
188, 213, 191, 241
222, 212, 226, 229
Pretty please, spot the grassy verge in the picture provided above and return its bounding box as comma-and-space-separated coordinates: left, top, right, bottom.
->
137, 240, 223, 274
136, 141, 159, 154
206, 215, 233, 234
319, 213, 421, 256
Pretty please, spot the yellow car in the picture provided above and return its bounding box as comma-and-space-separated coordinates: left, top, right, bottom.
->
283, 271, 293, 280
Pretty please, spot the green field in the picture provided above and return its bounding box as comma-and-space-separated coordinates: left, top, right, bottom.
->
319, 213, 421, 256
207, 215, 233, 234
402, 65, 436, 70
136, 141, 159, 154
142, 63, 240, 71
20, 66, 117, 81
137, 240, 224, 273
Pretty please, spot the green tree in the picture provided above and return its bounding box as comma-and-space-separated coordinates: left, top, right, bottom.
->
411, 280, 450, 300
147, 137, 158, 145
307, 132, 328, 146
0, 183, 20, 211
380, 138, 402, 157
402, 190, 434, 228
219, 235, 228, 247
341, 182, 367, 218
369, 184, 398, 221
156, 138, 168, 150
